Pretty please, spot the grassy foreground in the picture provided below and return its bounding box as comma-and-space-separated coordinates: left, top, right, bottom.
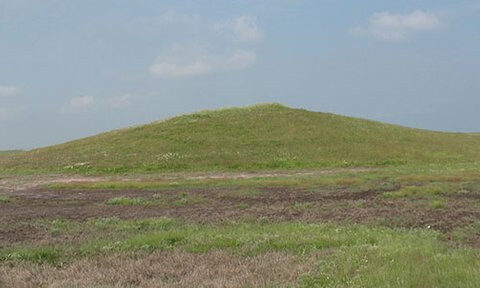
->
1, 219, 479, 287
2, 103, 480, 174
1, 165, 479, 287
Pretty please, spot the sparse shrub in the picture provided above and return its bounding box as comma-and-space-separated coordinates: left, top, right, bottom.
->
235, 203, 249, 209
0, 196, 10, 203
152, 193, 164, 199
50, 219, 71, 235
3, 247, 59, 265
62, 162, 91, 173
106, 197, 147, 205
172, 193, 202, 206
92, 217, 120, 229
383, 183, 450, 198
294, 202, 314, 210
430, 199, 446, 209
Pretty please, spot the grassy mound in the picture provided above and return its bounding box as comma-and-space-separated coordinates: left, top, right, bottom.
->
1, 103, 480, 174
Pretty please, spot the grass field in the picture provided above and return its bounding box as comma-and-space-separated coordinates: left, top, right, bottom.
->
1, 105, 479, 287
1, 166, 479, 287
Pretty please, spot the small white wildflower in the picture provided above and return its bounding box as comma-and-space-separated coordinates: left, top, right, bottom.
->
156, 152, 181, 161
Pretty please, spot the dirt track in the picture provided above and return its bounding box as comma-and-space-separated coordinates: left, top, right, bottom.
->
0, 168, 374, 191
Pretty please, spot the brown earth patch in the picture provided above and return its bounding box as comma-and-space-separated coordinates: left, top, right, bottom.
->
1, 185, 479, 247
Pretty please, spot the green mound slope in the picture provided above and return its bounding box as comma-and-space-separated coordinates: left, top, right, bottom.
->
1, 103, 480, 174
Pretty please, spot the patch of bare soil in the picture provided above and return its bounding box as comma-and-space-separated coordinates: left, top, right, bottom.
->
0, 251, 317, 288
0, 185, 479, 247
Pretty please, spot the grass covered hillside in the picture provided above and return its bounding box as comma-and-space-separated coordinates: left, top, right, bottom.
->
1, 103, 480, 174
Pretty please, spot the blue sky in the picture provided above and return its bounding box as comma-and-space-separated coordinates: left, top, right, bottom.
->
1, 0, 479, 150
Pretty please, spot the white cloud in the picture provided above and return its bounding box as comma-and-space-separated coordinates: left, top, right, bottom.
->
233, 16, 263, 42
61, 95, 94, 113
0, 85, 19, 97
150, 49, 256, 78
145, 13, 262, 79
352, 10, 441, 41
215, 16, 263, 42
108, 94, 132, 108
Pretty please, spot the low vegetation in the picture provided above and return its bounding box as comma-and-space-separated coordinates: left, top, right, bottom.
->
1, 219, 479, 287
2, 104, 480, 175
0, 196, 10, 203
1, 165, 479, 286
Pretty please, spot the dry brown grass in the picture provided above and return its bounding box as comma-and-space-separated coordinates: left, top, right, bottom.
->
0, 251, 316, 288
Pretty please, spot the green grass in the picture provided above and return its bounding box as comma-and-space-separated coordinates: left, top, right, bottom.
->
104, 194, 201, 206
235, 203, 250, 209
45, 161, 480, 190
45, 170, 378, 192
301, 243, 479, 288
46, 177, 365, 191
294, 202, 314, 210
430, 199, 446, 209
0, 219, 451, 259
1, 219, 479, 287
383, 183, 452, 198
2, 103, 480, 175
2, 246, 60, 264
0, 196, 11, 203
230, 189, 267, 197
